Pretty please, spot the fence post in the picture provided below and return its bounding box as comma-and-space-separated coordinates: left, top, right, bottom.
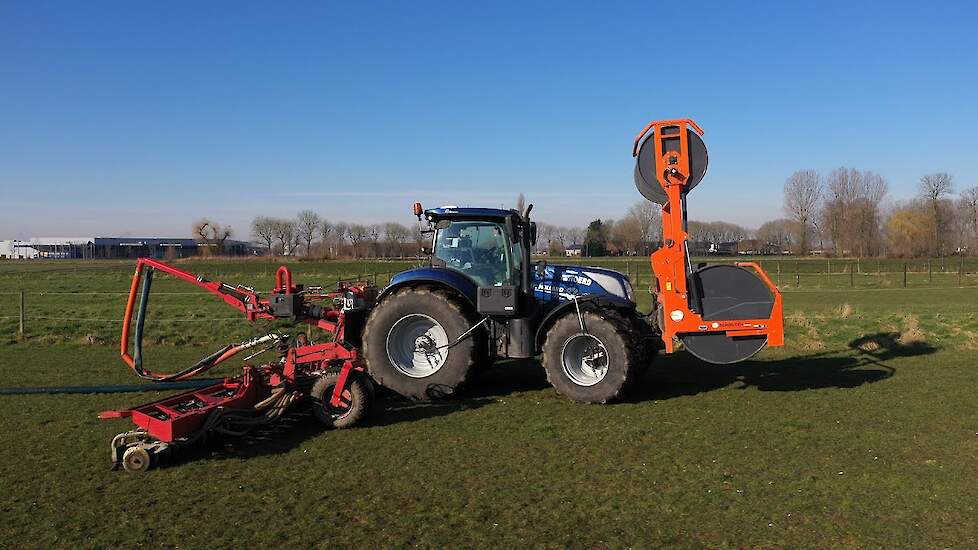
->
795, 261, 800, 287
928, 259, 932, 285
850, 263, 854, 287
903, 263, 908, 287
19, 291, 25, 337
959, 258, 964, 286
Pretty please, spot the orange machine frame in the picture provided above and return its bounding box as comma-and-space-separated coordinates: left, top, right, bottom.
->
633, 119, 784, 353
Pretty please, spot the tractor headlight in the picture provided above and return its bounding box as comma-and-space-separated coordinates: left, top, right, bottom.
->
623, 279, 635, 303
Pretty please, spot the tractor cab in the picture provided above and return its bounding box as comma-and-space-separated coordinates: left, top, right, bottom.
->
413, 206, 536, 317
425, 207, 525, 289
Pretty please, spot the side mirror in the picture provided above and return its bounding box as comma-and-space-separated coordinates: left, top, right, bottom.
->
505, 217, 517, 244
420, 247, 431, 255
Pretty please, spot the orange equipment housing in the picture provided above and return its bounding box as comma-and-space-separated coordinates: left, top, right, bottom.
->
633, 119, 783, 363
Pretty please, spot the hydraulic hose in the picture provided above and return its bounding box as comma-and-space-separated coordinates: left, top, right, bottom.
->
0, 379, 222, 396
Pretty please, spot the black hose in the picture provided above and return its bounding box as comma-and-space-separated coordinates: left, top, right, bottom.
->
0, 379, 222, 396
132, 267, 153, 373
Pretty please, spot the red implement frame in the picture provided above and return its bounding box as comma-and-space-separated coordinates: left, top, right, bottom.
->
633, 119, 784, 353
101, 259, 374, 441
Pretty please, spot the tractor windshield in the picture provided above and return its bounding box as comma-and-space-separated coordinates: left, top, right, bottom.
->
434, 221, 513, 287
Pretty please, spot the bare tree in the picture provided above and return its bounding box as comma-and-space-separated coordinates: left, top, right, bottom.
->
958, 187, 978, 255
919, 172, 954, 255
516, 193, 526, 214
566, 226, 585, 248
366, 224, 381, 258
756, 219, 796, 254
251, 216, 276, 255
820, 168, 888, 256
624, 200, 661, 253
347, 224, 368, 259
687, 221, 748, 247
551, 226, 568, 252
383, 222, 411, 257
333, 221, 349, 256
193, 218, 233, 256
271, 218, 298, 256
295, 210, 321, 257
783, 169, 822, 254
319, 219, 333, 258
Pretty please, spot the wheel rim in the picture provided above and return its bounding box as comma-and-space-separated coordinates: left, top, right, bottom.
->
322, 385, 353, 419
561, 334, 610, 387
386, 314, 450, 378
123, 447, 151, 473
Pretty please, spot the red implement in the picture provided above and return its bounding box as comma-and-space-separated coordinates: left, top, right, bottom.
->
101, 259, 377, 472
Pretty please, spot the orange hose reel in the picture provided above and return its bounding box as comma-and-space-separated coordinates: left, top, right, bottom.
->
633, 119, 784, 364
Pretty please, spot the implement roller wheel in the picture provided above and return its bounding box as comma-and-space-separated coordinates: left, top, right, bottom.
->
310, 372, 373, 429
122, 446, 152, 474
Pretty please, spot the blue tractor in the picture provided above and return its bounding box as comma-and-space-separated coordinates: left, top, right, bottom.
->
362, 204, 652, 403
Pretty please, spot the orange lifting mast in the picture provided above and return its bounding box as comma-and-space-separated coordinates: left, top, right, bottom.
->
633, 119, 783, 362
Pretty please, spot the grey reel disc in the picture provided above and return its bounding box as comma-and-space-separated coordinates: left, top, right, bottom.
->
680, 264, 774, 364
634, 126, 708, 205
680, 333, 768, 365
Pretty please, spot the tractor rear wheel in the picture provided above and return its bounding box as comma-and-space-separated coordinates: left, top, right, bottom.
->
363, 288, 478, 400
542, 310, 639, 403
310, 371, 373, 429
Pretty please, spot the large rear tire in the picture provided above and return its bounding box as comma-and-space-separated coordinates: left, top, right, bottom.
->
363, 288, 478, 400
542, 310, 639, 403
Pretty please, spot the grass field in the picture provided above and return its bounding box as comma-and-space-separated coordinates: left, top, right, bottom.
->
1, 258, 977, 547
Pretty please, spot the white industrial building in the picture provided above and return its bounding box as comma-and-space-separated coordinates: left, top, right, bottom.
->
0, 237, 254, 259
0, 238, 96, 259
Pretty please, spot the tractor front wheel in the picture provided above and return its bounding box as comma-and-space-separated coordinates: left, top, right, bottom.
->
542, 311, 639, 403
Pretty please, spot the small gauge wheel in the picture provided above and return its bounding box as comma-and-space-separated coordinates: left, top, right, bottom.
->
122, 446, 152, 474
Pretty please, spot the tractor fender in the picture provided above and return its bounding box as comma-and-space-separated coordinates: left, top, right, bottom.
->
534, 294, 637, 352
377, 267, 478, 308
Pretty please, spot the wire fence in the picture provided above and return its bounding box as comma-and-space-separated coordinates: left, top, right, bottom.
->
0, 269, 404, 340
614, 257, 978, 293
3, 259, 978, 342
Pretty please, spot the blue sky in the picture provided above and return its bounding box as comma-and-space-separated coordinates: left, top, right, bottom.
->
1, 1, 976, 238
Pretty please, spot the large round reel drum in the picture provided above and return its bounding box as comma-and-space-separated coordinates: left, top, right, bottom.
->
680, 264, 774, 364
634, 125, 709, 205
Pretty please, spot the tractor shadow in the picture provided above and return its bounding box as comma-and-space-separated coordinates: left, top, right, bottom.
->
633, 332, 937, 402
160, 332, 936, 468
163, 394, 497, 468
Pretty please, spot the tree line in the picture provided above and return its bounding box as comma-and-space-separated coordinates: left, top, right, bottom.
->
783, 168, 977, 257
216, 171, 976, 259
249, 211, 418, 258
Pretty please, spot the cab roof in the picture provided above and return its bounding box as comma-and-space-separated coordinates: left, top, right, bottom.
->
424, 207, 517, 222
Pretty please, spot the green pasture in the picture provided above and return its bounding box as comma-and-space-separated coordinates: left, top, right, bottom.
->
0, 258, 976, 547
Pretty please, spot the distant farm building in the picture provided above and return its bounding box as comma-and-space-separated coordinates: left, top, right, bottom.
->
688, 241, 738, 256
565, 244, 583, 257
0, 237, 254, 259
